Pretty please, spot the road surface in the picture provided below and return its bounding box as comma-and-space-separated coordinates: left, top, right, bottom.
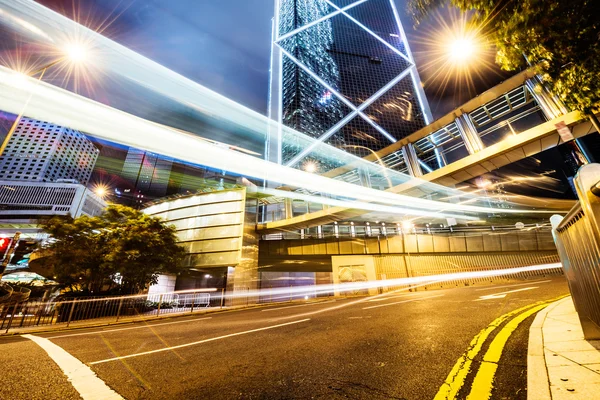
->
0, 276, 569, 399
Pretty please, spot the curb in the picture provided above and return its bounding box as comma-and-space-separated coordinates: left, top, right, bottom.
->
527, 296, 571, 400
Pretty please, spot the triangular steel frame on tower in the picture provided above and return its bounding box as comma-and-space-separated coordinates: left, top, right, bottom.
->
266, 0, 432, 172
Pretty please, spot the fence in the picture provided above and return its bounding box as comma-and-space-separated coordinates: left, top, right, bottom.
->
261, 222, 553, 241
551, 163, 600, 340
0, 288, 221, 333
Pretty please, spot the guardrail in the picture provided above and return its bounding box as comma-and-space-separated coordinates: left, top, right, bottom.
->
0, 288, 220, 333
262, 223, 552, 240
551, 163, 600, 340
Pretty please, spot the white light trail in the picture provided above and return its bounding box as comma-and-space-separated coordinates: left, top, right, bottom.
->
259, 187, 478, 220
0, 65, 560, 217
0, 1, 561, 218
0, 0, 492, 204
222, 263, 562, 301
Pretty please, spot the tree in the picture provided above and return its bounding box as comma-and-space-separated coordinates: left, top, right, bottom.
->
409, 0, 600, 126
41, 205, 185, 294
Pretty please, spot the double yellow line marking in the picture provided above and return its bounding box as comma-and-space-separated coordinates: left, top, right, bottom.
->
434, 296, 567, 400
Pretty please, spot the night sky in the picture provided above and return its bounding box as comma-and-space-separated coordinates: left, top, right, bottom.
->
35, 0, 508, 119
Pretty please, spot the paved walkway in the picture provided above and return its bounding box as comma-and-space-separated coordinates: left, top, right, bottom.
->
529, 297, 600, 399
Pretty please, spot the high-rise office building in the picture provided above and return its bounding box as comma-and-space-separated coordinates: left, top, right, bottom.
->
120, 148, 174, 202
268, 0, 432, 171
0, 117, 99, 185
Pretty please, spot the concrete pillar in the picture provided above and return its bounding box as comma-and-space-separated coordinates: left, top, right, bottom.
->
284, 198, 293, 219
455, 114, 485, 154
401, 143, 423, 177
358, 168, 372, 188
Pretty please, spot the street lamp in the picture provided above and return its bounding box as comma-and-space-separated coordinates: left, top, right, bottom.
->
93, 184, 110, 199
0, 42, 89, 158
303, 161, 318, 174
448, 37, 475, 63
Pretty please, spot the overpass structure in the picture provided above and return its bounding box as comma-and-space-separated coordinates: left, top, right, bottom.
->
258, 70, 593, 233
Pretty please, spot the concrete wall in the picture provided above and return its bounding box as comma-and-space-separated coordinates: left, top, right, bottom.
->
148, 274, 177, 295
329, 251, 561, 295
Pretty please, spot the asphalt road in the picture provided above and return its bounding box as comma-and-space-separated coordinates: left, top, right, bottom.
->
0, 276, 569, 400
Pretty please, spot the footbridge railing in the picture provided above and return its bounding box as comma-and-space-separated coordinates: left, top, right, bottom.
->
551, 163, 600, 340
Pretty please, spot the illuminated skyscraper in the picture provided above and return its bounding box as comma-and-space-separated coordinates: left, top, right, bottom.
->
268, 0, 432, 171
120, 149, 173, 203
0, 117, 98, 185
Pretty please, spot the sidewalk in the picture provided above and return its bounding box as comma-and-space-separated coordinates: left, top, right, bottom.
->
528, 296, 600, 399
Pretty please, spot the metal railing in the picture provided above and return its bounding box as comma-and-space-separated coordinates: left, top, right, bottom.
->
0, 288, 221, 333
262, 222, 552, 240
551, 163, 600, 340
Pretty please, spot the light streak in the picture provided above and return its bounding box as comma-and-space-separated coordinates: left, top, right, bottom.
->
0, 0, 494, 208
212, 263, 561, 304
0, 1, 562, 218
0, 65, 562, 217
259, 187, 477, 221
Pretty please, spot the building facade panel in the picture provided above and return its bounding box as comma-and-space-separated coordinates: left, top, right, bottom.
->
0, 117, 98, 185
270, 0, 432, 171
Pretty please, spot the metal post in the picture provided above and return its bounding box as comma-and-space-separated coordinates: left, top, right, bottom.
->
455, 113, 484, 154
156, 294, 163, 316
19, 305, 28, 327
5, 302, 19, 333
35, 302, 44, 326
220, 288, 225, 308
115, 297, 124, 322
190, 292, 196, 313
401, 144, 423, 177
66, 300, 77, 327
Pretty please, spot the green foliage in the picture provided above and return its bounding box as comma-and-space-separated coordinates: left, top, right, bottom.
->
41, 205, 185, 294
409, 0, 600, 114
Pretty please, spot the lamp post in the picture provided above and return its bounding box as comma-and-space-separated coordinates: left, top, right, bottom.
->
0, 44, 88, 158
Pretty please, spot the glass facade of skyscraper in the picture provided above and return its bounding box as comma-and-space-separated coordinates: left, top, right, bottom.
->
270, 0, 432, 171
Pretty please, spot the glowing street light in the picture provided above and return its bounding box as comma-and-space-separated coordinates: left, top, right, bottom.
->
0, 41, 90, 158
93, 184, 110, 199
402, 221, 414, 231
303, 161, 318, 174
64, 43, 87, 64
448, 37, 475, 63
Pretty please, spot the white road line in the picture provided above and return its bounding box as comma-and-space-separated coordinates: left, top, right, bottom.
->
474, 280, 552, 291
261, 300, 336, 312
362, 295, 444, 310
45, 317, 213, 339
89, 318, 311, 365
23, 334, 123, 400
366, 292, 425, 302
474, 287, 539, 301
